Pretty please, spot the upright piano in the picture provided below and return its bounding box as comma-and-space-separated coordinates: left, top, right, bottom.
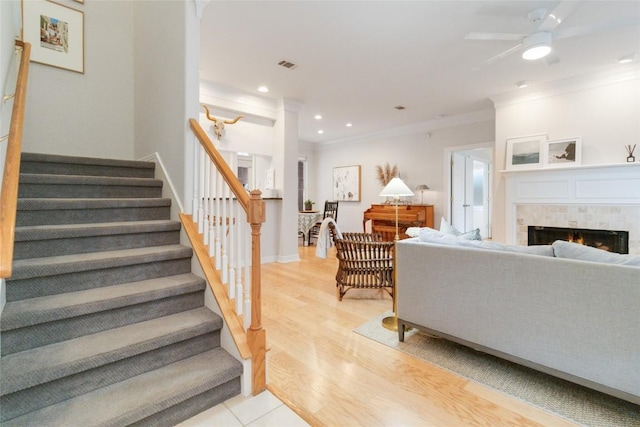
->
363, 204, 434, 241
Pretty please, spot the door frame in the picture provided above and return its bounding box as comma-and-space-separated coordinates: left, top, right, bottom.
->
443, 141, 494, 237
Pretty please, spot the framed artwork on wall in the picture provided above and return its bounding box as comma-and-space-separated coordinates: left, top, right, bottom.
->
505, 134, 547, 170
22, 0, 84, 74
543, 137, 582, 168
333, 165, 361, 202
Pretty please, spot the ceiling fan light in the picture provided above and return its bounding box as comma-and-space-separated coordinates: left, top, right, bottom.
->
522, 44, 551, 60
521, 32, 552, 60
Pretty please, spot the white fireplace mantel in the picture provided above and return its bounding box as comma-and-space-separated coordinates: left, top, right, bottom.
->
502, 163, 640, 245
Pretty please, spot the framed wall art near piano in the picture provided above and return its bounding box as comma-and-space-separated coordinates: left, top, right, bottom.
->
333, 165, 361, 202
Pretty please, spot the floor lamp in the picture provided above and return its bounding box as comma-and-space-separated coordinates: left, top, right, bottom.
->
379, 177, 414, 331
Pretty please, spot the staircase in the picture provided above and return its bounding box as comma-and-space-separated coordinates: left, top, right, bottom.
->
0, 153, 242, 426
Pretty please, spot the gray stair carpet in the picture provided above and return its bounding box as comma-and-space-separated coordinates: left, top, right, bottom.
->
0, 153, 241, 425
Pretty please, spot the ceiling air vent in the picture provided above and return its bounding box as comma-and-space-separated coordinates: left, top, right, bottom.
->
278, 60, 297, 69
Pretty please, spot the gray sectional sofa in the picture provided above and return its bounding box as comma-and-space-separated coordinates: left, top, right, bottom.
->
396, 233, 640, 405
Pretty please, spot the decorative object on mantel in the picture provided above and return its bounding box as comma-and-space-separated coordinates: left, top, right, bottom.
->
378, 177, 414, 332
415, 184, 430, 204
626, 144, 636, 162
375, 163, 398, 187
304, 199, 314, 211
202, 105, 244, 140
543, 137, 582, 168
505, 134, 547, 170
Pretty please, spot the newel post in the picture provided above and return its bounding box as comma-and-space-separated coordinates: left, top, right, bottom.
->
247, 189, 266, 394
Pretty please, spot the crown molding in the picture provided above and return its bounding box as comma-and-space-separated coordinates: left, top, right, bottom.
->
199, 80, 277, 120
490, 65, 640, 108
316, 108, 495, 147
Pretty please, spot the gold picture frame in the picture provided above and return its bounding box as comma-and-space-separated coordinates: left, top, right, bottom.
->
333, 165, 361, 202
22, 0, 84, 73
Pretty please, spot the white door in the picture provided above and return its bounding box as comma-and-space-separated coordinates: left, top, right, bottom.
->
451, 153, 474, 232
449, 147, 492, 238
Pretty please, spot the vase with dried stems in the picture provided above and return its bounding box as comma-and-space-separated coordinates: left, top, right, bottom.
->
375, 163, 399, 203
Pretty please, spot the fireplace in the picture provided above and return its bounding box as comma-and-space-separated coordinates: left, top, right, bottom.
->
528, 226, 629, 254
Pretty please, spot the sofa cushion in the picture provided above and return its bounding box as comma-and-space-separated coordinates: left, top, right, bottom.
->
440, 218, 481, 240
417, 227, 554, 256
552, 240, 640, 267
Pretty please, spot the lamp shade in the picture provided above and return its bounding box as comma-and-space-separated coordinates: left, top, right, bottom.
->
379, 177, 414, 198
415, 184, 429, 191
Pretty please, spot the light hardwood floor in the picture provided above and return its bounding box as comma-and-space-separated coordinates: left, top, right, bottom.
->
261, 245, 577, 427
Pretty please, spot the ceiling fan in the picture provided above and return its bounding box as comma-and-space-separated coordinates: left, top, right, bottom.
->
466, 1, 638, 69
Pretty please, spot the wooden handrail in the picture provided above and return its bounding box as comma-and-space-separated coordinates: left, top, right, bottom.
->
188, 118, 267, 395
189, 118, 250, 211
1, 40, 31, 279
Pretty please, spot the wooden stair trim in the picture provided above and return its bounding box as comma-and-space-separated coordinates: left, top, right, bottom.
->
180, 213, 251, 359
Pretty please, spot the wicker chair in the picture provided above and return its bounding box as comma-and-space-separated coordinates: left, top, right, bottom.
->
328, 223, 395, 301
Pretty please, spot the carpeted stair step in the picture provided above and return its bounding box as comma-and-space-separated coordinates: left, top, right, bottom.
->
16, 197, 171, 226
0, 332, 220, 422
1, 307, 222, 394
2, 347, 242, 427
13, 220, 181, 259
18, 173, 163, 198
20, 152, 156, 178
6, 245, 193, 302
1, 273, 206, 355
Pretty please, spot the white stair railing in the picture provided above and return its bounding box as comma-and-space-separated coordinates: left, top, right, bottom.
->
187, 118, 266, 396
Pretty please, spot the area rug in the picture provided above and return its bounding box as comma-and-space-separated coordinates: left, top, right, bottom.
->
354, 312, 640, 427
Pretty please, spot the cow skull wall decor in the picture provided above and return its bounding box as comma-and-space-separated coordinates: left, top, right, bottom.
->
202, 105, 244, 140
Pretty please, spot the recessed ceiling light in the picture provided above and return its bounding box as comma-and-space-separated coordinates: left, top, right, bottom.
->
314, 114, 322, 120
617, 54, 638, 64
394, 105, 406, 110
257, 86, 269, 93
516, 80, 530, 88
346, 123, 353, 127
317, 130, 324, 134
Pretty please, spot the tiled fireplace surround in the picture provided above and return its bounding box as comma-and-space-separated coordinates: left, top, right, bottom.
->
504, 163, 640, 255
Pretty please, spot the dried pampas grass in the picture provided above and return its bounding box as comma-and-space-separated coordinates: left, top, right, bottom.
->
375, 163, 398, 187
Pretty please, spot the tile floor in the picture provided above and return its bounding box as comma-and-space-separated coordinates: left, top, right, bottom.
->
176, 390, 310, 427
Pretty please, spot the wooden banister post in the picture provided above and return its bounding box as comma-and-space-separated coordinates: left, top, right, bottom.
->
247, 189, 266, 394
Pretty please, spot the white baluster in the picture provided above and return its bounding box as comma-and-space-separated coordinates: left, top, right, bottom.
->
221, 182, 228, 284
229, 197, 236, 298
235, 218, 243, 314
243, 226, 251, 330
235, 205, 244, 306
192, 142, 199, 222
215, 171, 222, 269
208, 169, 215, 257
203, 159, 210, 244
197, 146, 205, 234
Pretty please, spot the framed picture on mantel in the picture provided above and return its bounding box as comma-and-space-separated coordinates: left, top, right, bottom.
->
543, 137, 582, 168
505, 134, 547, 171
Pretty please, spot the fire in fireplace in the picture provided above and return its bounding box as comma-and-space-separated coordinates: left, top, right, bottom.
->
528, 226, 629, 254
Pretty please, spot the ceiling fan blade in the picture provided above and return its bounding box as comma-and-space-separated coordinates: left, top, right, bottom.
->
472, 43, 523, 70
554, 16, 640, 39
465, 32, 526, 41
537, 0, 584, 32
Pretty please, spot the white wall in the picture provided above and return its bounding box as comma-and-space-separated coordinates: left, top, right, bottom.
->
315, 120, 495, 234
492, 72, 640, 243
22, 0, 135, 159
133, 1, 197, 207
